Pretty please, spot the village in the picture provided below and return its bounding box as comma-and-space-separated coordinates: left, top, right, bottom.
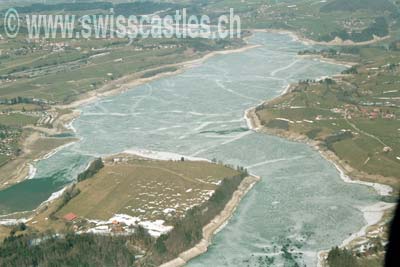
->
0, 100, 63, 165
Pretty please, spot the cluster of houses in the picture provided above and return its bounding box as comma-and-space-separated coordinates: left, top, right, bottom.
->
0, 40, 75, 59
0, 78, 18, 84
62, 212, 172, 237
62, 213, 126, 234
25, 39, 74, 53
327, 105, 397, 121
131, 44, 182, 51
359, 108, 397, 120
0, 104, 55, 158
0, 126, 20, 158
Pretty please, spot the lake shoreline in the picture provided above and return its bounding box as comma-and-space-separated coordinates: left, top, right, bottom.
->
0, 113, 79, 191
245, 97, 395, 267
159, 175, 261, 267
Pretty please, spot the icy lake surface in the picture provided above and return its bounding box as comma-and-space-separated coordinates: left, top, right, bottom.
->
0, 33, 380, 266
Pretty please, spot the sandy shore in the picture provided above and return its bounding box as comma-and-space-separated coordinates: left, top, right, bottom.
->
245, 102, 395, 266
160, 175, 260, 267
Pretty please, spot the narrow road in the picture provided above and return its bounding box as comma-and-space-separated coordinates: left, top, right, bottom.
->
344, 111, 389, 147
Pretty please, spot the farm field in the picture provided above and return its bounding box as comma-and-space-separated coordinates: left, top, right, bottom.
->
0, 113, 37, 127
58, 155, 239, 221
28, 154, 242, 236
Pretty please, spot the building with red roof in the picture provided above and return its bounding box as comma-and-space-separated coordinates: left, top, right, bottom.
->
63, 213, 78, 221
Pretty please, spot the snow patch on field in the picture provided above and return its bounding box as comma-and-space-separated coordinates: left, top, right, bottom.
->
111, 214, 140, 225
163, 208, 176, 214
85, 214, 172, 237
139, 220, 173, 237
0, 218, 29, 226
87, 225, 110, 234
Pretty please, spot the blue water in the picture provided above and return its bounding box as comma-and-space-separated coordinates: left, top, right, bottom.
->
0, 33, 380, 266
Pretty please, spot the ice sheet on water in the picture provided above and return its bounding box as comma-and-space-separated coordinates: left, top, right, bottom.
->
0, 32, 380, 267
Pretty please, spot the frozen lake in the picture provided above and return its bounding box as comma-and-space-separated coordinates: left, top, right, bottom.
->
0, 32, 381, 266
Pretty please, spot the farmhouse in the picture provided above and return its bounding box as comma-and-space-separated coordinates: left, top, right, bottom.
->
63, 213, 78, 222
